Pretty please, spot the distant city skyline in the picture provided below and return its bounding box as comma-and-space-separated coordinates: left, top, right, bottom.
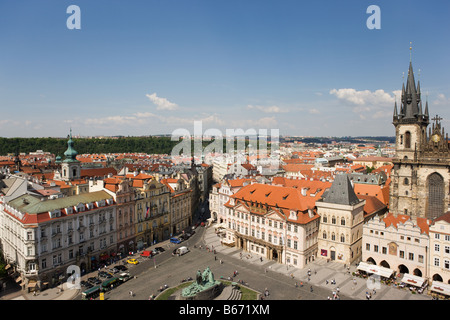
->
1, 1, 449, 138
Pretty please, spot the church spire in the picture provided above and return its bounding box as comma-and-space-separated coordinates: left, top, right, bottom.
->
393, 100, 398, 119
424, 96, 429, 119
396, 49, 427, 125
63, 129, 78, 162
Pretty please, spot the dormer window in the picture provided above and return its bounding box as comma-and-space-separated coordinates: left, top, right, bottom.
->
289, 210, 297, 220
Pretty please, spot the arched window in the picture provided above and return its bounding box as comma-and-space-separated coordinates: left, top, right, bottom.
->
323, 216, 327, 223
331, 233, 336, 241
341, 218, 345, 226
427, 173, 445, 219
331, 216, 336, 224
340, 234, 345, 243
323, 232, 327, 239
405, 131, 411, 149
404, 177, 409, 185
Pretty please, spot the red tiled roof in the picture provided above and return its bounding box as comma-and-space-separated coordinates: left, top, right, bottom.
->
356, 194, 387, 216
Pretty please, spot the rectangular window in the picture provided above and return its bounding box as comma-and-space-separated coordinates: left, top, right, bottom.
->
418, 255, 424, 263
400, 250, 405, 258
374, 245, 379, 252
366, 243, 370, 251
408, 253, 414, 261
434, 258, 440, 267
382, 247, 387, 254
435, 244, 440, 252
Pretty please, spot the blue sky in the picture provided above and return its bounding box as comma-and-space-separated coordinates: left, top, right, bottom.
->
0, 0, 449, 138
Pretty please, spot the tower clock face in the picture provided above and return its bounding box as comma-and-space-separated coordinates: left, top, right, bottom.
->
432, 134, 440, 143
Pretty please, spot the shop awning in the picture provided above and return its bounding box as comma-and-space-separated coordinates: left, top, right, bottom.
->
357, 262, 394, 278
430, 281, 450, 296
401, 273, 427, 287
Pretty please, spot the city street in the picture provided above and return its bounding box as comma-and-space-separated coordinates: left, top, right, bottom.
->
79, 223, 432, 301
96, 226, 337, 301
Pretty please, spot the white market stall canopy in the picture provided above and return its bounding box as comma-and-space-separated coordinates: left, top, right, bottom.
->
401, 273, 427, 287
357, 262, 394, 278
430, 281, 450, 296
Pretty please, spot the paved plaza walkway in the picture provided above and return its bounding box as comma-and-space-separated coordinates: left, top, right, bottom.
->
202, 224, 432, 301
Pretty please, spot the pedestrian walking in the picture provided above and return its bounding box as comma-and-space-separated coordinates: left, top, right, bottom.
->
310, 286, 313, 292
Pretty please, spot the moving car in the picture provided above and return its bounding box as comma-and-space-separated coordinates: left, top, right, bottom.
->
175, 246, 190, 256
118, 272, 132, 283
127, 258, 139, 265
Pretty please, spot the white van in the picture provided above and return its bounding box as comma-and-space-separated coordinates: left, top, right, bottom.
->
176, 246, 190, 256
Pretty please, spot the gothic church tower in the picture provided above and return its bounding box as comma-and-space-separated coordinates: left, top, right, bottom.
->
390, 59, 450, 220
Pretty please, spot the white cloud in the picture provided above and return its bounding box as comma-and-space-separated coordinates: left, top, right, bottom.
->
146, 92, 178, 110
433, 93, 450, 106
308, 108, 320, 114
330, 88, 401, 120
329, 88, 396, 106
247, 104, 287, 113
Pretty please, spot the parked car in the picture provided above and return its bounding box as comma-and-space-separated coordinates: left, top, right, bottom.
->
87, 277, 102, 285
154, 247, 165, 253
98, 271, 113, 279
115, 265, 128, 272
127, 258, 139, 265
179, 234, 189, 241
170, 237, 182, 244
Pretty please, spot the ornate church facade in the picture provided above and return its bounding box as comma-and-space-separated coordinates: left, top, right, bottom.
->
390, 61, 450, 220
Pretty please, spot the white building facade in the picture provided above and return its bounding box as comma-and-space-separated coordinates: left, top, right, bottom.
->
0, 191, 116, 291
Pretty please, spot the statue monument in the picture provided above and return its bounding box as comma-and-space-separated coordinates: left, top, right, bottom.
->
180, 266, 222, 300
